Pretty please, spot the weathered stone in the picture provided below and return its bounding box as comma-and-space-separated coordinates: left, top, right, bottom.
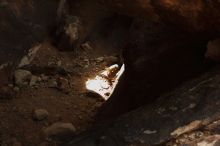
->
43, 122, 76, 141
33, 109, 49, 121
14, 69, 32, 86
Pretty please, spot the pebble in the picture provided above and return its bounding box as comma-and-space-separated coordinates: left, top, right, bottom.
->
43, 122, 76, 141
143, 130, 157, 134
33, 109, 49, 121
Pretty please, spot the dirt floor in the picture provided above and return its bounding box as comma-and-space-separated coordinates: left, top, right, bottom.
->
0, 40, 121, 146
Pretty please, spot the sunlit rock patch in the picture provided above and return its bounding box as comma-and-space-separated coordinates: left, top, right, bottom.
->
86, 64, 125, 100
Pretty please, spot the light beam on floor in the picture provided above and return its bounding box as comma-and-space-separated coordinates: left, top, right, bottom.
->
86, 64, 125, 100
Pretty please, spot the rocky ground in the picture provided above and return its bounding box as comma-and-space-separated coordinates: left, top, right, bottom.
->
0, 40, 121, 146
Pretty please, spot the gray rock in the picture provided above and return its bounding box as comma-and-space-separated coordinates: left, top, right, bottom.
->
14, 69, 32, 86
33, 109, 49, 121
43, 122, 76, 141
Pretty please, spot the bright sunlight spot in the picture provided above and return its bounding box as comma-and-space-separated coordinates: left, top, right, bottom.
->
86, 64, 125, 100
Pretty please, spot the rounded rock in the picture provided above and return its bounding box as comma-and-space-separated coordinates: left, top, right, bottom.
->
33, 109, 49, 121
43, 122, 76, 141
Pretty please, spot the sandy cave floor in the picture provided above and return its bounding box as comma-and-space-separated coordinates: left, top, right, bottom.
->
0, 40, 121, 146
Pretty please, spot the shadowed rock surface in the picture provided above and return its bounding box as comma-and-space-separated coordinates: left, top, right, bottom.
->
67, 65, 220, 146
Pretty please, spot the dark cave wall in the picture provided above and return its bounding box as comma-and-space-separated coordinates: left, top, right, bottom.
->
101, 0, 220, 34
97, 0, 220, 118
0, 0, 59, 84
98, 19, 210, 119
